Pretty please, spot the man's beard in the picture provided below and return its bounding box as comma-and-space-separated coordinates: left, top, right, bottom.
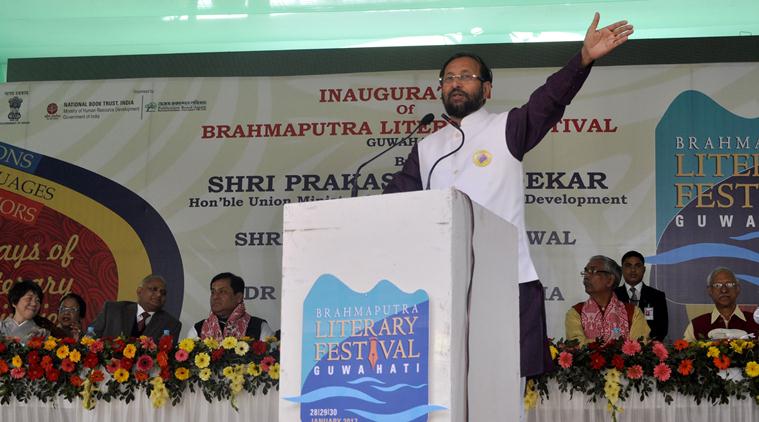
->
442, 87, 485, 119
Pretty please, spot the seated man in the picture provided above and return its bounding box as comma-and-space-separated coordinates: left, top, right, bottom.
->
566, 255, 650, 345
187, 272, 274, 341
91, 274, 182, 342
683, 267, 759, 341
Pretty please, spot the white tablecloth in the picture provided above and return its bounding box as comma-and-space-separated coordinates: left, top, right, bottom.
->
527, 381, 757, 422
0, 389, 278, 422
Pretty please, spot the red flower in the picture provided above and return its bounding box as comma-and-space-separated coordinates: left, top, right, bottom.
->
0, 342, 7, 353
40, 355, 54, 370
26, 337, 43, 349
11, 367, 26, 379
61, 358, 76, 373
83, 353, 99, 369
653, 363, 672, 382
252, 341, 267, 355
160, 367, 170, 380
626, 364, 643, 379
26, 350, 40, 366
678, 359, 694, 376
90, 340, 104, 353
158, 335, 173, 352
136, 355, 154, 372
0, 360, 8, 374
211, 348, 225, 362
714, 355, 731, 370
673, 339, 689, 351
61, 337, 76, 345
156, 351, 169, 368
45, 367, 61, 382
588, 341, 601, 351
27, 365, 44, 380
69, 375, 83, 387
89, 370, 105, 383
139, 336, 157, 352
621, 340, 641, 356
134, 371, 149, 382
611, 355, 625, 370
590, 352, 606, 370
558, 352, 573, 369
112, 339, 126, 353
120, 358, 134, 370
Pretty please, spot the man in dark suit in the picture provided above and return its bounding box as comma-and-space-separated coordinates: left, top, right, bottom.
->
91, 274, 182, 342
614, 251, 668, 341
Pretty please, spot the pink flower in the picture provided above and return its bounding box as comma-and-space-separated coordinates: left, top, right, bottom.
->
90, 340, 104, 353
174, 349, 189, 362
136, 355, 154, 372
558, 352, 573, 369
139, 336, 157, 351
652, 342, 669, 361
621, 339, 641, 356
653, 363, 671, 382
260, 356, 275, 372
626, 364, 643, 379
105, 358, 120, 374
10, 367, 25, 379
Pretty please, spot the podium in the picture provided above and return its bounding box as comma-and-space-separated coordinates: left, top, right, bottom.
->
279, 188, 520, 421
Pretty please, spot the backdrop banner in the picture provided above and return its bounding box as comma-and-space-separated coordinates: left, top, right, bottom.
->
1, 61, 758, 339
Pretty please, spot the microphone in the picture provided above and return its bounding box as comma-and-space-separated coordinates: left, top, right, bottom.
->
425, 114, 464, 190
350, 113, 434, 197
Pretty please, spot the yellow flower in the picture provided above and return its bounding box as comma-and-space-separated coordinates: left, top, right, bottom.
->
706, 347, 720, 358
730, 340, 746, 354
194, 352, 210, 369
221, 336, 238, 350
549, 345, 559, 360
113, 368, 130, 383
11, 355, 22, 368
56, 345, 70, 359
230, 378, 244, 394
149, 377, 168, 408
264, 335, 278, 343
44, 338, 58, 350
179, 338, 196, 353
746, 361, 759, 378
69, 349, 82, 363
223, 366, 235, 379
123, 344, 137, 359
269, 363, 280, 380
523, 379, 538, 410
234, 341, 250, 356
80, 336, 95, 347
175, 367, 190, 381
247, 362, 261, 377
198, 368, 212, 381
203, 337, 219, 350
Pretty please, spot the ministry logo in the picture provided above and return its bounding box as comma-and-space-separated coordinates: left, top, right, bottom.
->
8, 96, 22, 121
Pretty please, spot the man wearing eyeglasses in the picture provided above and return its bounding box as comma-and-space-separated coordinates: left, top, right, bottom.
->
565, 255, 650, 345
683, 267, 759, 341
384, 14, 633, 378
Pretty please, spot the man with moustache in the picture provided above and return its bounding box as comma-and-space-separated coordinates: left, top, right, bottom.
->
614, 250, 668, 341
384, 13, 633, 378
683, 267, 759, 341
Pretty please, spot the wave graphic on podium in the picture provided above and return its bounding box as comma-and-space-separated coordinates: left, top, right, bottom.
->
291, 274, 445, 421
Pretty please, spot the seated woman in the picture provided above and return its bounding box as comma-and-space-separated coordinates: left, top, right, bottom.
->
0, 280, 50, 343
56, 293, 87, 340
565, 255, 650, 345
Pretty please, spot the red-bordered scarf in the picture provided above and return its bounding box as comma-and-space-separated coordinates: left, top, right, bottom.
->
580, 294, 630, 342
200, 302, 251, 340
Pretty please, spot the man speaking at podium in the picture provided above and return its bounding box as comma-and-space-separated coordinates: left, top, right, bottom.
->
384, 13, 633, 379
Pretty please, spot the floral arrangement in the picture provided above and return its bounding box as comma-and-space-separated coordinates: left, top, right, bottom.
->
527, 338, 759, 421
0, 334, 279, 410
